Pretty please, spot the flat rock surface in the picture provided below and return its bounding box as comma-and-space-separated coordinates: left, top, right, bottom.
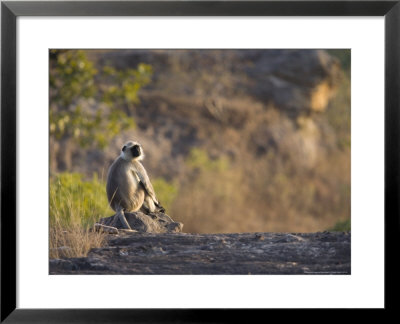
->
50, 232, 350, 275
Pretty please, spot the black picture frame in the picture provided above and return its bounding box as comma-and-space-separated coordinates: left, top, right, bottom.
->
1, 0, 399, 321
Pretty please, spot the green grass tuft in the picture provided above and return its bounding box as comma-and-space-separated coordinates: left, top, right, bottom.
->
330, 219, 351, 232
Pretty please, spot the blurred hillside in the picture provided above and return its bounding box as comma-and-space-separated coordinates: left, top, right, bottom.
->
49, 49, 350, 233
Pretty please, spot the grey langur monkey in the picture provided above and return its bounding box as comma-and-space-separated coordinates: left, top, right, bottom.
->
106, 141, 165, 229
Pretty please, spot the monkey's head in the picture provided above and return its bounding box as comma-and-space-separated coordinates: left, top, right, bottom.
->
120, 141, 144, 161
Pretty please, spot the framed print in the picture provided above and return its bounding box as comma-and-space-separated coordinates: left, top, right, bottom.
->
1, 0, 399, 321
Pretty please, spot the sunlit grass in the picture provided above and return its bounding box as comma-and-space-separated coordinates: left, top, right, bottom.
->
49, 172, 179, 258
49, 172, 111, 259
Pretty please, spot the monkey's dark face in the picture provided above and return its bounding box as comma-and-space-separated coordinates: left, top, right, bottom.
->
130, 145, 141, 158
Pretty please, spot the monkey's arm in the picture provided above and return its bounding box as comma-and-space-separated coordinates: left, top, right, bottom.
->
131, 168, 165, 213
131, 169, 157, 203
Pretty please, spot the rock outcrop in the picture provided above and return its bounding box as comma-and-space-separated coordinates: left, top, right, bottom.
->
95, 211, 183, 234
50, 231, 350, 275
97, 49, 340, 114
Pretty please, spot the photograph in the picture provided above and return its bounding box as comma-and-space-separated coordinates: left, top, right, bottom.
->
48, 49, 351, 275
2, 0, 396, 318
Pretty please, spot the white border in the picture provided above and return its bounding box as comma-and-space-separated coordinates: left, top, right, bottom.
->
17, 17, 384, 308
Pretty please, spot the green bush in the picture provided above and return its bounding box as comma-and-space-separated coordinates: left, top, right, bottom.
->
186, 147, 229, 172
49, 49, 152, 168
49, 172, 112, 228
152, 178, 179, 213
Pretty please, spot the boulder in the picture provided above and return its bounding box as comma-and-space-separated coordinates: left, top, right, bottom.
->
95, 211, 183, 234
242, 49, 341, 114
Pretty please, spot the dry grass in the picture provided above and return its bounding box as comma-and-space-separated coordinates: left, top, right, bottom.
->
171, 148, 350, 233
49, 173, 109, 259
169, 86, 350, 233
168, 67, 350, 234
50, 220, 107, 259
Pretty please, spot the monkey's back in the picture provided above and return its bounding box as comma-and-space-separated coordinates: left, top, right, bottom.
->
106, 157, 145, 212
